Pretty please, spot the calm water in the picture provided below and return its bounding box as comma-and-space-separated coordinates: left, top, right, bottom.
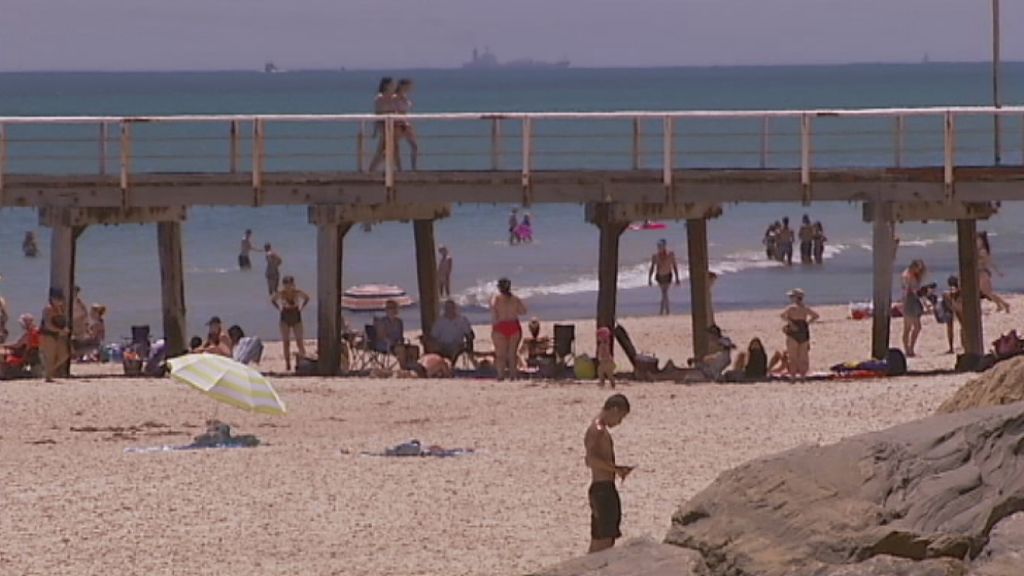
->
1, 64, 1023, 340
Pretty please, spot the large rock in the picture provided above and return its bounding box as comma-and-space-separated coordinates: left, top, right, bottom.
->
665, 402, 1024, 576
969, 512, 1024, 576
938, 356, 1024, 414
529, 537, 705, 576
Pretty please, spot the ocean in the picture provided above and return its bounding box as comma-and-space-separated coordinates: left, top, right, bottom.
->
1, 64, 1023, 340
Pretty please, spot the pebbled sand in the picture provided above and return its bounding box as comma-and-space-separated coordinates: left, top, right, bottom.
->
2, 298, 1016, 576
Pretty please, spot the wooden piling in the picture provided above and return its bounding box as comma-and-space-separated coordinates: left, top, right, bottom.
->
48, 222, 82, 377
315, 220, 351, 376
414, 219, 440, 338
157, 222, 187, 357
686, 218, 711, 359
594, 208, 627, 330
957, 219, 984, 356
871, 204, 895, 359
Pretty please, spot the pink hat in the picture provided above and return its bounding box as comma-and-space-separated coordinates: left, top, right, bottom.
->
596, 327, 612, 340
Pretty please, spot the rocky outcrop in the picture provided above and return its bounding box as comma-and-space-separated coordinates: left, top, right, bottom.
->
969, 512, 1024, 576
938, 356, 1024, 414
664, 401, 1024, 575
529, 537, 705, 576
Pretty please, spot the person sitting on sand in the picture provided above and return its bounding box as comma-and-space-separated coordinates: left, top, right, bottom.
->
415, 352, 453, 378
426, 299, 474, 364
697, 324, 735, 381
375, 299, 409, 367
199, 317, 233, 357
1, 314, 41, 377
725, 337, 770, 382
519, 318, 552, 368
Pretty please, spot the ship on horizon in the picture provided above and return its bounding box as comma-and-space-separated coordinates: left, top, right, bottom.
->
461, 48, 570, 70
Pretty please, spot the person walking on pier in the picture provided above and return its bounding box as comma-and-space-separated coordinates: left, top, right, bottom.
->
238, 229, 256, 271
648, 239, 680, 316
798, 215, 814, 265
901, 260, 927, 357
781, 288, 818, 380
394, 78, 418, 171
977, 232, 1011, 313
490, 278, 526, 381
438, 245, 453, 298
271, 275, 310, 372
584, 393, 633, 553
264, 243, 283, 296
368, 77, 397, 172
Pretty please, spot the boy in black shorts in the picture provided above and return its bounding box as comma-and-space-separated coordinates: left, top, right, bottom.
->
583, 394, 633, 553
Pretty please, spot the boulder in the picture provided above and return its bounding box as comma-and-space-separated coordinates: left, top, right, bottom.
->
969, 512, 1024, 576
938, 356, 1024, 414
529, 537, 705, 576
665, 402, 1024, 576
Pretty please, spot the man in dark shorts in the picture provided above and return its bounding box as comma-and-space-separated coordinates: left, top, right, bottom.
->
647, 239, 680, 316
584, 393, 633, 553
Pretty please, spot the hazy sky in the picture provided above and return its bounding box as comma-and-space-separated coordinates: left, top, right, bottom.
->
2, 0, 1022, 71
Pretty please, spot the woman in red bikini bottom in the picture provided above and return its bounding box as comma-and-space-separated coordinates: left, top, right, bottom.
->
490, 278, 527, 381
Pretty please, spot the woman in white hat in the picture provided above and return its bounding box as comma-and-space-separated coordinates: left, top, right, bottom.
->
781, 288, 819, 379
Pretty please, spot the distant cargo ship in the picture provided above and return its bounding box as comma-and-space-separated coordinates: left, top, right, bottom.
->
462, 48, 570, 70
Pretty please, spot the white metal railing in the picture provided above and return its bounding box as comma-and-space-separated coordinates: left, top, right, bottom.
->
0, 106, 1022, 203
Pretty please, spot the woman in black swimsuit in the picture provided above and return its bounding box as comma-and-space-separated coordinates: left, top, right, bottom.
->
271, 276, 310, 372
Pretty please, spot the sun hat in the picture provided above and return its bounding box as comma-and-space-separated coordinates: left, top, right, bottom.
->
787, 288, 805, 298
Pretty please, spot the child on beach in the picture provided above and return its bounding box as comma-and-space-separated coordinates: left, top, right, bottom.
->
937, 276, 962, 354
596, 327, 615, 388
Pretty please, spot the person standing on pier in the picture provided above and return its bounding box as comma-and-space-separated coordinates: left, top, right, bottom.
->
264, 243, 283, 296
490, 278, 526, 381
977, 232, 1011, 313
368, 77, 397, 172
648, 239, 680, 316
238, 229, 256, 271
798, 215, 814, 265
584, 393, 633, 553
394, 78, 418, 171
438, 245, 453, 298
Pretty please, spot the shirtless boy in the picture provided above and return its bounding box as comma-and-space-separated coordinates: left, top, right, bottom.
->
647, 239, 680, 316
584, 394, 633, 553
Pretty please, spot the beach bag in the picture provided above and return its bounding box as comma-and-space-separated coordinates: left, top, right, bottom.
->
573, 355, 596, 380
233, 337, 264, 365
295, 355, 318, 375
885, 348, 907, 376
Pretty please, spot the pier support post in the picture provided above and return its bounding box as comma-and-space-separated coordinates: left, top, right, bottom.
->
871, 204, 895, 359
957, 219, 984, 356
48, 222, 83, 377
592, 207, 628, 331
157, 222, 187, 357
686, 218, 712, 360
314, 218, 352, 376
414, 219, 440, 338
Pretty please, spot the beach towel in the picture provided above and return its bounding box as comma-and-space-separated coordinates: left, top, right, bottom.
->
362, 439, 476, 458
233, 336, 264, 365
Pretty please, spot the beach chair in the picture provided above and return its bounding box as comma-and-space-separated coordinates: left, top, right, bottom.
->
614, 324, 659, 380
553, 324, 576, 367
129, 325, 151, 359
363, 323, 399, 371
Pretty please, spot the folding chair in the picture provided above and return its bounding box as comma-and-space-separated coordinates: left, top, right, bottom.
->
130, 325, 152, 359
553, 324, 576, 367
364, 323, 399, 371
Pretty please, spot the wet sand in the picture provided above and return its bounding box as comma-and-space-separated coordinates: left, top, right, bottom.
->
2, 298, 1017, 576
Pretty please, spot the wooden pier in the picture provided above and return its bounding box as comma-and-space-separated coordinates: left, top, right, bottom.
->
2, 106, 1023, 374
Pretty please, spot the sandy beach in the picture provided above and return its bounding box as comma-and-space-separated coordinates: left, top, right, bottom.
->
2, 298, 1018, 576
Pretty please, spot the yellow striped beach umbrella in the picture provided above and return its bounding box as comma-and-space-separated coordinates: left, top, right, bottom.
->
168, 354, 286, 415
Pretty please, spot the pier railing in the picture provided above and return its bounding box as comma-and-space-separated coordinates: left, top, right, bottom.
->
0, 107, 1022, 195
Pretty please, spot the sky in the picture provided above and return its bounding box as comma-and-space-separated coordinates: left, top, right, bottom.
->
1, 0, 1022, 71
